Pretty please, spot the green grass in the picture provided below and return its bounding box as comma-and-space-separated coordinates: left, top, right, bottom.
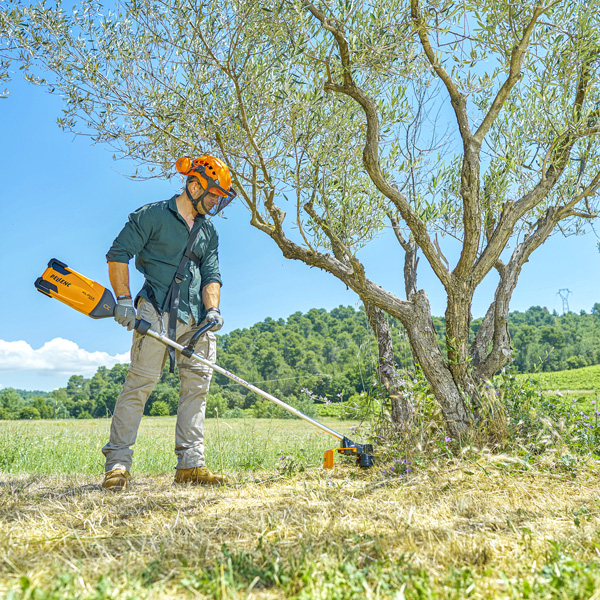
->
520, 363, 600, 391
2, 417, 600, 599
9, 549, 600, 600
0, 416, 364, 476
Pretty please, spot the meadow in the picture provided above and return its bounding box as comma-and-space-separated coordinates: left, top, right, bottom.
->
0, 417, 363, 476
1, 415, 600, 599
521, 363, 600, 393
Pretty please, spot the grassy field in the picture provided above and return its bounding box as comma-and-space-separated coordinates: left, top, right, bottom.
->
2, 417, 600, 599
0, 416, 365, 476
521, 363, 600, 392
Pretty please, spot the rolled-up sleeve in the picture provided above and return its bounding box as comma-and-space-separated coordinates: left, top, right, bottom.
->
106, 208, 151, 263
200, 228, 222, 288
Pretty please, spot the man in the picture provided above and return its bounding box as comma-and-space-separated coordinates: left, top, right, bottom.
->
101, 156, 236, 490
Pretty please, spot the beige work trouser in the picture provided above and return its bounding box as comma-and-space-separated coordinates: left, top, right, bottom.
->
102, 298, 216, 472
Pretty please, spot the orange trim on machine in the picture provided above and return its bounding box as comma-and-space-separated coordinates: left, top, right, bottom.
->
35, 259, 116, 319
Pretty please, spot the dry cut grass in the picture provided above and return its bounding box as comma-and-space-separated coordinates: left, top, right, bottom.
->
1, 452, 600, 599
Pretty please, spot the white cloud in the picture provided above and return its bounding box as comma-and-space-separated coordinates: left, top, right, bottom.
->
0, 338, 129, 377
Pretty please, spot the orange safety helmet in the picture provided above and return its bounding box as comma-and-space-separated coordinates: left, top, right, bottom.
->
176, 156, 232, 197
176, 155, 237, 215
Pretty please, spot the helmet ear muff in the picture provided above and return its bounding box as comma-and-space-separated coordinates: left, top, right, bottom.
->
176, 156, 194, 175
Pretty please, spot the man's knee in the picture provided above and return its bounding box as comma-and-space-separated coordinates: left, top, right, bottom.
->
114, 367, 162, 414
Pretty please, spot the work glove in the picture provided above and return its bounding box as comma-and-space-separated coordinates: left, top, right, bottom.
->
114, 298, 137, 331
201, 308, 224, 332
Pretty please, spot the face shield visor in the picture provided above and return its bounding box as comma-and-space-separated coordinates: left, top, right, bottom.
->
200, 179, 237, 216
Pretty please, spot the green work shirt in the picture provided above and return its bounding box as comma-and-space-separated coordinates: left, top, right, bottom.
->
106, 195, 222, 324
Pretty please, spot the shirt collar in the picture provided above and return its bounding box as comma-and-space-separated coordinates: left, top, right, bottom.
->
168, 194, 206, 220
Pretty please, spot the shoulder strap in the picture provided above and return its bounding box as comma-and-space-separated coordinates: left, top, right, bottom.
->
163, 219, 204, 372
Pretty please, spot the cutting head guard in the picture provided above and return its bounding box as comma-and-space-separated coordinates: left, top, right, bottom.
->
176, 155, 237, 215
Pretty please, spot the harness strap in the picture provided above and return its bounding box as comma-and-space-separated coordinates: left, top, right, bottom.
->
162, 217, 203, 372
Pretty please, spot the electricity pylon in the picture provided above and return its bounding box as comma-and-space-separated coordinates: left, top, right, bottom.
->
557, 289, 572, 315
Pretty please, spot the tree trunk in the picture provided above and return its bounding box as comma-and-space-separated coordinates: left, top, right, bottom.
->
445, 287, 481, 408
403, 291, 471, 439
363, 301, 415, 429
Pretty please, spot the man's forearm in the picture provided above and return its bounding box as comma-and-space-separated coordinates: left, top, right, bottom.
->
108, 261, 131, 298
202, 282, 221, 310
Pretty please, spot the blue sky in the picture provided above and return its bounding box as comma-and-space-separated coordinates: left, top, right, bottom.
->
1, 76, 599, 392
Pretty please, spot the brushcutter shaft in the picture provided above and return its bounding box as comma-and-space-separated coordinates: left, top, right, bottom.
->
35, 258, 374, 466
144, 329, 346, 442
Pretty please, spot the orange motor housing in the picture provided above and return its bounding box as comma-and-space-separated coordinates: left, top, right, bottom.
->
35, 259, 116, 319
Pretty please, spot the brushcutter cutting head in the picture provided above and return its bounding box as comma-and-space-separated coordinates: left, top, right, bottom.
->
323, 437, 375, 469
358, 450, 375, 468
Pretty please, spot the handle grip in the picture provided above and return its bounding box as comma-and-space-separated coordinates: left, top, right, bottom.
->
182, 321, 217, 357
134, 318, 152, 335
133, 318, 217, 357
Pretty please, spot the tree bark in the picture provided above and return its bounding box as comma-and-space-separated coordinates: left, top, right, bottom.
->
445, 286, 480, 406
363, 301, 415, 429
403, 291, 471, 439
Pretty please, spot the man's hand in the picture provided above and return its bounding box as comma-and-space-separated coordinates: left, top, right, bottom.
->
202, 308, 224, 332
114, 298, 137, 331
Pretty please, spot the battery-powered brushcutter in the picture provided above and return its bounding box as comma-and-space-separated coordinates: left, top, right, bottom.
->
35, 259, 375, 469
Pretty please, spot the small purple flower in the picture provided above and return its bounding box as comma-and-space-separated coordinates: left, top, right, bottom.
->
444, 436, 452, 443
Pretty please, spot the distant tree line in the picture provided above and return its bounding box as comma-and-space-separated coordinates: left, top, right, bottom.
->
1, 304, 599, 420
503, 304, 600, 373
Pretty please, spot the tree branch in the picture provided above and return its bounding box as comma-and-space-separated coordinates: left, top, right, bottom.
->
411, 0, 485, 279
474, 207, 559, 380
263, 211, 414, 322
410, 0, 471, 140
557, 168, 600, 218
304, 201, 353, 265
473, 56, 597, 285
304, 3, 452, 290
473, 3, 548, 145
388, 212, 419, 300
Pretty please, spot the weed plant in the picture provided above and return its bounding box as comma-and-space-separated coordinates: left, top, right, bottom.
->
364, 366, 600, 482
497, 372, 600, 458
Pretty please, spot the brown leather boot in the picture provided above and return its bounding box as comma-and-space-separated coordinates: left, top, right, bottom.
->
174, 466, 226, 485
102, 468, 131, 491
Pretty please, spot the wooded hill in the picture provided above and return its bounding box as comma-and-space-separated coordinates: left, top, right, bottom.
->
2, 303, 600, 420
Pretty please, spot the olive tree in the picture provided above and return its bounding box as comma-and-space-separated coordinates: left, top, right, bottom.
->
3, 0, 600, 438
